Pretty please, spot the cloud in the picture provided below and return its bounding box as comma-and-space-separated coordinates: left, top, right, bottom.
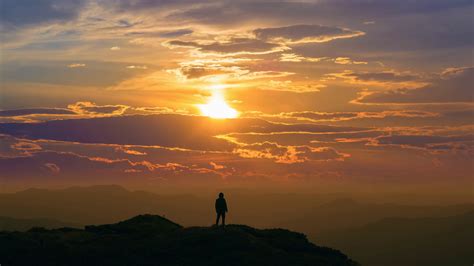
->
0, 108, 75, 117
124, 106, 185, 115
209, 161, 225, 170
374, 134, 473, 146
0, 0, 87, 29
0, 115, 234, 151
166, 57, 257, 79
333, 57, 367, 65
280, 110, 439, 122
126, 65, 148, 69
169, 63, 293, 82
279, 53, 327, 63
261, 80, 324, 93
10, 141, 42, 155
1, 0, 472, 185
238, 71, 294, 81
356, 67, 474, 104
0, 103, 185, 124
0, 135, 39, 158
279, 54, 367, 65
219, 130, 381, 147
124, 29, 195, 47
164, 38, 286, 55
0, 114, 364, 152
166, 0, 471, 27
100, 0, 194, 12
327, 70, 421, 84
170, 64, 243, 80
115, 146, 147, 156
1, 60, 146, 87
0, 134, 43, 158
233, 142, 348, 164
67, 63, 86, 68
0, 150, 227, 183
157, 29, 193, 38
369, 134, 474, 155
67, 102, 129, 116
116, 19, 137, 28
0, 134, 242, 184
44, 162, 60, 173
253, 24, 364, 44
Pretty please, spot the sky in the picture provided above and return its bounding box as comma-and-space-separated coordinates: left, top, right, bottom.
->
0, 0, 473, 192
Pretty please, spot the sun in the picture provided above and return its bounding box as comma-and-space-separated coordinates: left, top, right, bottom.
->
198, 89, 239, 119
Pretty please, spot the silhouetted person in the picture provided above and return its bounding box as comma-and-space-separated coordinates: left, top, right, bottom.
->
215, 192, 228, 226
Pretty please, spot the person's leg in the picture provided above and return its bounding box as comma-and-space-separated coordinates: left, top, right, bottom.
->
215, 212, 220, 226
222, 213, 226, 226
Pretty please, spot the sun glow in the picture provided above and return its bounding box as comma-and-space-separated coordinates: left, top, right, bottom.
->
198, 89, 239, 119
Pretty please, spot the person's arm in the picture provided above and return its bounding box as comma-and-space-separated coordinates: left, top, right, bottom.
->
224, 199, 228, 212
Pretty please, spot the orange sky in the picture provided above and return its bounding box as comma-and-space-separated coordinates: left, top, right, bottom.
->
0, 0, 473, 192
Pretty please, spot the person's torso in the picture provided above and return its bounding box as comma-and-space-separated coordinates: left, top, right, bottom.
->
216, 198, 226, 211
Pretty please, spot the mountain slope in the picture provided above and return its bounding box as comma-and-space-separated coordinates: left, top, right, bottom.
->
281, 198, 474, 238
318, 211, 474, 266
0, 214, 358, 266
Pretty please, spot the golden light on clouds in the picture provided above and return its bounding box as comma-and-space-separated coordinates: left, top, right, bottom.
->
197, 87, 239, 119
1, 0, 473, 192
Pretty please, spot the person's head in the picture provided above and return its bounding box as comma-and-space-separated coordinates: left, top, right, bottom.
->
219, 192, 224, 198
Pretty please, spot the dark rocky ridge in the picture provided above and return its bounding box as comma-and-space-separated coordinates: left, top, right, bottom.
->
0, 214, 358, 266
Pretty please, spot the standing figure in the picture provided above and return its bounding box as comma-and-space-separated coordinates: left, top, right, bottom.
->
215, 192, 228, 226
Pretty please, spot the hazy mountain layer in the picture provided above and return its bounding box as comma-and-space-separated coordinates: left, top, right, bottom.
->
318, 211, 474, 266
0, 216, 80, 231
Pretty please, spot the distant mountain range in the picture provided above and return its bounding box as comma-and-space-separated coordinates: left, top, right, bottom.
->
0, 216, 81, 231
0, 185, 194, 225
279, 197, 474, 238
318, 211, 474, 266
0, 185, 472, 265
1, 185, 472, 230
0, 214, 358, 266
